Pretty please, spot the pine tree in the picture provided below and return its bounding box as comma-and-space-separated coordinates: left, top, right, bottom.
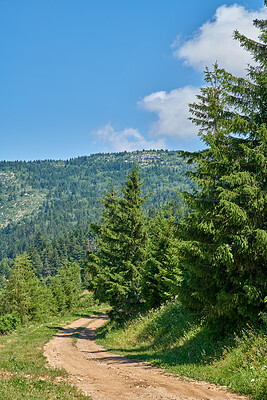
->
27, 246, 43, 277
178, 9, 267, 327
86, 165, 149, 319
49, 261, 82, 312
142, 209, 181, 309
0, 258, 13, 287
0, 253, 53, 323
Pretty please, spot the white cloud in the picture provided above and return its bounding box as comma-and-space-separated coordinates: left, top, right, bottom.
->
94, 123, 166, 152
174, 4, 267, 75
138, 4, 267, 143
94, 5, 266, 149
140, 86, 199, 139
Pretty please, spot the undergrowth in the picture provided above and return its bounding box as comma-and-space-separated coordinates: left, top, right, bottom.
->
97, 300, 267, 400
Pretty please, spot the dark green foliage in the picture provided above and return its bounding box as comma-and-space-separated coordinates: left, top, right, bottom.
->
142, 209, 181, 309
49, 261, 82, 312
0, 254, 83, 329
0, 150, 193, 262
0, 253, 54, 323
25, 227, 92, 279
86, 165, 148, 319
0, 313, 21, 334
0, 257, 14, 287
178, 12, 267, 327
27, 245, 44, 277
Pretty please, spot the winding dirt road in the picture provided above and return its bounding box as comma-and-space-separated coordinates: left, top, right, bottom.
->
44, 314, 248, 400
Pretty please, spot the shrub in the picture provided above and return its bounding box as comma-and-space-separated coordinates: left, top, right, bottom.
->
0, 313, 21, 334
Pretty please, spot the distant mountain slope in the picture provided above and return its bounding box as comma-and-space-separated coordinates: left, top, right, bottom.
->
0, 150, 194, 259
0, 171, 46, 229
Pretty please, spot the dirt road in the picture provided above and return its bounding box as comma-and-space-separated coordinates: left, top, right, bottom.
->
44, 314, 248, 400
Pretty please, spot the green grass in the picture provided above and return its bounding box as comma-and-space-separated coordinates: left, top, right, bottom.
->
96, 301, 267, 400
0, 304, 106, 400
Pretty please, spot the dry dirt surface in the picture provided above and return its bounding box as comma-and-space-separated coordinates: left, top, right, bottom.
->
44, 314, 248, 400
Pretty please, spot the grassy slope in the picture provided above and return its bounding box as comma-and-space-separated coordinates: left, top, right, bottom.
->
97, 301, 267, 400
0, 308, 104, 400
0, 171, 46, 229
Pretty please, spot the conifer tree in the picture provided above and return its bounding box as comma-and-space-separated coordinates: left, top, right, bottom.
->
27, 246, 43, 277
142, 209, 181, 309
178, 8, 267, 327
0, 253, 53, 323
49, 261, 82, 312
86, 165, 148, 319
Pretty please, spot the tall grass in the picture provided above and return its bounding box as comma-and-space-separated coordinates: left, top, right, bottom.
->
97, 300, 267, 400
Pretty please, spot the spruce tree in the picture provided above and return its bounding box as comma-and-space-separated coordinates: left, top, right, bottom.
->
142, 209, 181, 309
0, 253, 53, 323
49, 261, 82, 312
86, 165, 148, 319
27, 246, 43, 277
178, 8, 267, 327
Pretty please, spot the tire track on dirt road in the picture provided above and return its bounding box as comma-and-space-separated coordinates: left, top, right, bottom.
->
44, 313, 248, 400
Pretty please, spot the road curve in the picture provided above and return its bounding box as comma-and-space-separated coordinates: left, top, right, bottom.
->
44, 314, 248, 400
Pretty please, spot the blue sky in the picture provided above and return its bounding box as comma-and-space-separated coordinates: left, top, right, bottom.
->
0, 0, 266, 161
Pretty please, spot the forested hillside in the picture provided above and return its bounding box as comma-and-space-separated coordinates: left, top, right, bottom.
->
0, 150, 193, 263
0, 7, 266, 399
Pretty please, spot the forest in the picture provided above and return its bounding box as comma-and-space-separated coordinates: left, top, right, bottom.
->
84, 9, 266, 330
0, 6, 266, 399
0, 149, 193, 276
0, 1, 266, 332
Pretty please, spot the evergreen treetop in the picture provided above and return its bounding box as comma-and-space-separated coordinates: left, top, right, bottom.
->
86, 165, 149, 319
178, 6, 267, 328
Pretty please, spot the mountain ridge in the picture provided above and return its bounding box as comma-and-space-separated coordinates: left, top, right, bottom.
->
0, 149, 193, 261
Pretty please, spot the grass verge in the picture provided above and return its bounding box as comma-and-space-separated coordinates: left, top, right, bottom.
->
96, 301, 267, 400
0, 304, 106, 400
